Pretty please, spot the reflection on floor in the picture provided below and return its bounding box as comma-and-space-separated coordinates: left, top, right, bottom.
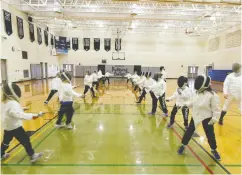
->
1, 78, 241, 174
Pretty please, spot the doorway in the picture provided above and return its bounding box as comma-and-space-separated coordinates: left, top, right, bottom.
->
63, 64, 74, 76
97, 65, 105, 75
1, 59, 8, 83
188, 66, 199, 79
30, 64, 42, 80
205, 65, 213, 76
134, 65, 141, 74
45, 63, 48, 79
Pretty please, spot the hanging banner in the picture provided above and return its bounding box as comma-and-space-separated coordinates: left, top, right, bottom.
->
94, 38, 100, 51
44, 30, 48, 46
104, 38, 111, 52
72, 38, 78, 51
3, 10, 13, 36
115, 38, 121, 51
66, 38, 70, 49
51, 34, 54, 46
37, 27, 42, 45
29, 22, 35, 42
16, 16, 24, 39
83, 38, 90, 51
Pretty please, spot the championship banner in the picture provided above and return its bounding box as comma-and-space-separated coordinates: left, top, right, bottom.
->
66, 38, 70, 49
44, 30, 48, 46
29, 22, 35, 42
72, 38, 78, 51
94, 38, 100, 51
16, 16, 24, 39
104, 38, 111, 52
37, 27, 42, 45
115, 38, 121, 51
51, 34, 54, 46
83, 38, 90, 51
3, 10, 13, 36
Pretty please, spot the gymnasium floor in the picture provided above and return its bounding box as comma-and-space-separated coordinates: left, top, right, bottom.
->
1, 78, 241, 174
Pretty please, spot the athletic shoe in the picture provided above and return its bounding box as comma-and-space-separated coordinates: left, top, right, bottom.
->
30, 152, 43, 163
148, 112, 155, 116
66, 124, 73, 129
1, 153, 10, 161
167, 123, 174, 129
55, 124, 65, 128
44, 101, 48, 104
211, 150, 221, 161
177, 145, 185, 155
218, 120, 223, 125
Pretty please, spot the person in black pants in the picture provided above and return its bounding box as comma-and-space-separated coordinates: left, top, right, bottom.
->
177, 75, 221, 161
1, 83, 43, 162
92, 71, 99, 90
148, 73, 168, 116
166, 76, 192, 129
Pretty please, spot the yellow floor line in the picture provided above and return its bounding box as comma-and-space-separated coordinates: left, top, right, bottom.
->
4, 120, 55, 163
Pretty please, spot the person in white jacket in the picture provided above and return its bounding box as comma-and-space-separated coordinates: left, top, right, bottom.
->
219, 63, 241, 125
44, 72, 62, 104
131, 71, 138, 86
125, 72, 132, 84
136, 72, 155, 104
148, 73, 168, 116
177, 75, 221, 161
135, 72, 146, 92
104, 71, 113, 85
166, 76, 192, 129
97, 70, 104, 84
160, 66, 167, 81
92, 71, 99, 90
83, 71, 95, 98
57, 72, 82, 129
1, 83, 44, 162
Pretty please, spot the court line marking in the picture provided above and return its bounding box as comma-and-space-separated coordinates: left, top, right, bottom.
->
17, 126, 57, 164
173, 120, 232, 175
160, 117, 214, 174
4, 119, 56, 164
1, 163, 241, 167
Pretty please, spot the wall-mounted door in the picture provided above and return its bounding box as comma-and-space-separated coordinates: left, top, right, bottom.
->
30, 64, 42, 80
45, 63, 48, 78
134, 65, 141, 74
188, 66, 199, 79
63, 64, 74, 76
1, 59, 8, 83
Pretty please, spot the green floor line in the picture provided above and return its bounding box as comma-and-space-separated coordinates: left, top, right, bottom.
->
1, 163, 241, 167
16, 126, 57, 164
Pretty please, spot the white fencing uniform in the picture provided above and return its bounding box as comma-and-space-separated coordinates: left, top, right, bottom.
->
136, 76, 146, 89
184, 91, 221, 127
97, 70, 103, 79
51, 77, 62, 91
92, 73, 98, 82
84, 74, 93, 87
167, 86, 192, 107
222, 72, 241, 112
144, 78, 156, 93
125, 73, 132, 79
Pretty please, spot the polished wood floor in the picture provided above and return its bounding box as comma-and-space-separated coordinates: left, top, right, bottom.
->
1, 78, 241, 174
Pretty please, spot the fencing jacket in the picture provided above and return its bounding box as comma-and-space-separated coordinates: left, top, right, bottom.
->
136, 76, 146, 89
131, 74, 138, 82
125, 73, 132, 79
144, 78, 156, 93
92, 73, 98, 82
150, 79, 166, 98
51, 77, 62, 90
59, 82, 82, 102
184, 91, 220, 127
2, 100, 39, 131
105, 72, 113, 77
84, 74, 93, 87
223, 72, 241, 99
167, 86, 192, 107
97, 71, 103, 79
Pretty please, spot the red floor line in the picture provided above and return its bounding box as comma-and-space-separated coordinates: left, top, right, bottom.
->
171, 126, 214, 175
